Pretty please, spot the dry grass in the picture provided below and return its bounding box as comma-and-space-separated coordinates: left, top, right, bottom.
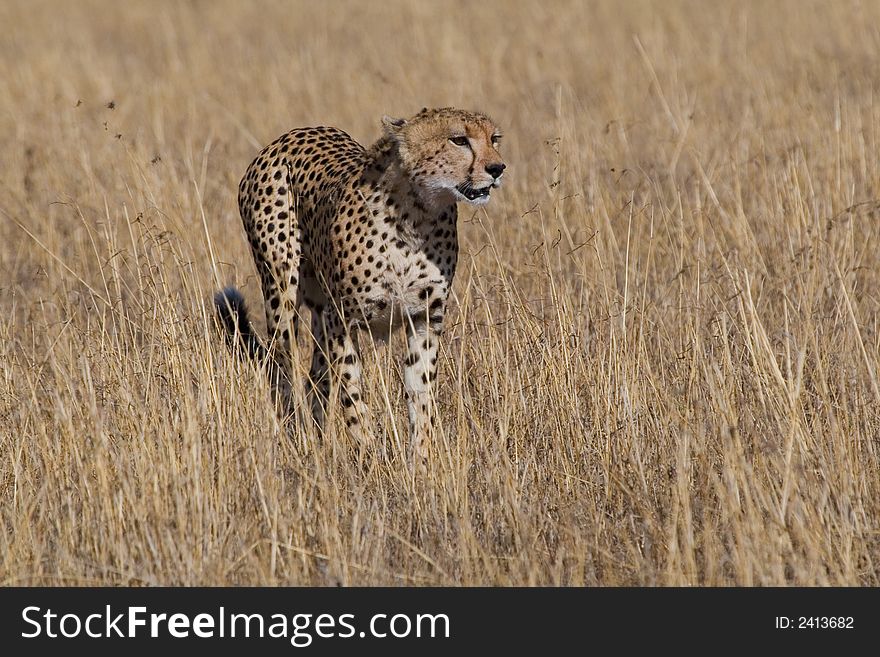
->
2, 0, 880, 586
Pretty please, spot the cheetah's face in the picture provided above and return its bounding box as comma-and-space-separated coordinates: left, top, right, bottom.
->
384, 109, 506, 206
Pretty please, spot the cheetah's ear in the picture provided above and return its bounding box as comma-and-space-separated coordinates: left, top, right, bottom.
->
381, 115, 407, 136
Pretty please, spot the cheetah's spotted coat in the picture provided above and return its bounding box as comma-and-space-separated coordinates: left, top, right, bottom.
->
216, 107, 505, 461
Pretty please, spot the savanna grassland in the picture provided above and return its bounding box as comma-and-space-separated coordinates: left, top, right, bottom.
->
2, 0, 880, 586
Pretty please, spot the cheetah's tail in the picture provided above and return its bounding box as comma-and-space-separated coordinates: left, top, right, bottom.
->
214, 286, 267, 361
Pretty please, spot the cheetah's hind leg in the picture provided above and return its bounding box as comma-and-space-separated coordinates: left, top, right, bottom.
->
214, 286, 295, 417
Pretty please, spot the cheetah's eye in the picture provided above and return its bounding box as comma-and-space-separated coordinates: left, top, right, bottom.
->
449, 136, 469, 147
491, 134, 502, 145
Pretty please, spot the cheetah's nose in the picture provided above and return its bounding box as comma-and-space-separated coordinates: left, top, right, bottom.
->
485, 163, 506, 179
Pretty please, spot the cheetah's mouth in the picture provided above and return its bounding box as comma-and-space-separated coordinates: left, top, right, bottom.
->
455, 183, 492, 201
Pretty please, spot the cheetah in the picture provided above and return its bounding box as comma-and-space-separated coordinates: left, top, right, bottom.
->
215, 107, 505, 462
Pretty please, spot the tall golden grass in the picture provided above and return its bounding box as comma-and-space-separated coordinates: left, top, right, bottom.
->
2, 0, 879, 585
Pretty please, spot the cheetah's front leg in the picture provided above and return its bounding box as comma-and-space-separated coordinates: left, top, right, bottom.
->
316, 312, 373, 447
403, 314, 442, 465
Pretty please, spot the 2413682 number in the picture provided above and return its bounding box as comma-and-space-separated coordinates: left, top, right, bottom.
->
798, 617, 854, 629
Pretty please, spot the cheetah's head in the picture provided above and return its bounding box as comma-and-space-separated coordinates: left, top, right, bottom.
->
382, 107, 505, 206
